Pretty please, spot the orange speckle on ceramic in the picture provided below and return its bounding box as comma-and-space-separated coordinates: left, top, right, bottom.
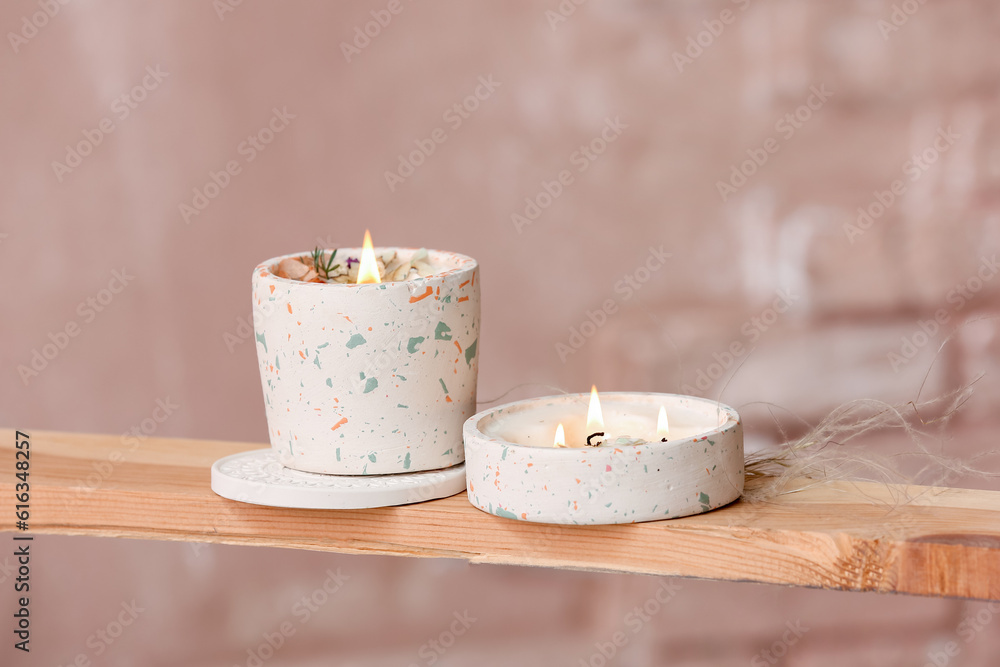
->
409, 286, 433, 303
462, 392, 743, 525
252, 247, 479, 475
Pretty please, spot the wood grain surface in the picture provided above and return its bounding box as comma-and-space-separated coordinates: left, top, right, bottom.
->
2, 429, 998, 601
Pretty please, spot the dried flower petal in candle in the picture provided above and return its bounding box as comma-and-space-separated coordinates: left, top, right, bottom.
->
274, 246, 439, 284
275, 257, 317, 282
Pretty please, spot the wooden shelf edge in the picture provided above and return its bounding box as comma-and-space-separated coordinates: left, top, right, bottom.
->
2, 429, 999, 601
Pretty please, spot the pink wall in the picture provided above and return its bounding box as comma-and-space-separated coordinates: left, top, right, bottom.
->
3, 0, 999, 664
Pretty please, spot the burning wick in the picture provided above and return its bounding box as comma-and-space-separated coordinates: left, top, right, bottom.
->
585, 384, 605, 447
657, 405, 669, 442
356, 229, 381, 284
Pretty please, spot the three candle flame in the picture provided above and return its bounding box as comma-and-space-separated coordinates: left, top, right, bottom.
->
586, 384, 604, 432
657, 405, 669, 439
356, 229, 381, 284
555, 386, 669, 446
553, 423, 566, 448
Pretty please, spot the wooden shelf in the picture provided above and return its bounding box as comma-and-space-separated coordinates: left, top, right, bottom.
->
3, 429, 999, 601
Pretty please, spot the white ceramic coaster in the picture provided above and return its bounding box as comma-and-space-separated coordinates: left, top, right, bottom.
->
211, 449, 466, 509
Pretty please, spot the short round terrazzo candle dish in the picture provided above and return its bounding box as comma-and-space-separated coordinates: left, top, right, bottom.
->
463, 393, 743, 525
252, 248, 479, 475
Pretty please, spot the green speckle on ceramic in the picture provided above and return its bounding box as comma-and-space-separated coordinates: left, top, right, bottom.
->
461, 392, 743, 524
464, 339, 478, 366
434, 321, 452, 340
251, 250, 479, 475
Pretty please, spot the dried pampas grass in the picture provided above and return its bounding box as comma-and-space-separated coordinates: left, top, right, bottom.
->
737, 317, 1000, 504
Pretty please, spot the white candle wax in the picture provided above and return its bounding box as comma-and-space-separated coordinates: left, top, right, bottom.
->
480, 393, 727, 448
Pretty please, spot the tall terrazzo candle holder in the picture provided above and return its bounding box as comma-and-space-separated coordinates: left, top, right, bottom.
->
463, 393, 743, 525
252, 247, 480, 476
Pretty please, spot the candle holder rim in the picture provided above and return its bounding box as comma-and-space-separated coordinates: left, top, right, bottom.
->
255, 247, 478, 288
465, 391, 740, 452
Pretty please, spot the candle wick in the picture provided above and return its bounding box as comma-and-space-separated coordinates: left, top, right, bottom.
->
586, 432, 605, 447
661, 437, 668, 442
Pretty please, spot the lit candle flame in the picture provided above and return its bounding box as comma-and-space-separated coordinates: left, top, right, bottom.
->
586, 385, 604, 432
356, 229, 381, 284
554, 423, 566, 448
656, 406, 669, 440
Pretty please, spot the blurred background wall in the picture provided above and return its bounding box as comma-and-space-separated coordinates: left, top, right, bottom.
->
2, 0, 1000, 665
